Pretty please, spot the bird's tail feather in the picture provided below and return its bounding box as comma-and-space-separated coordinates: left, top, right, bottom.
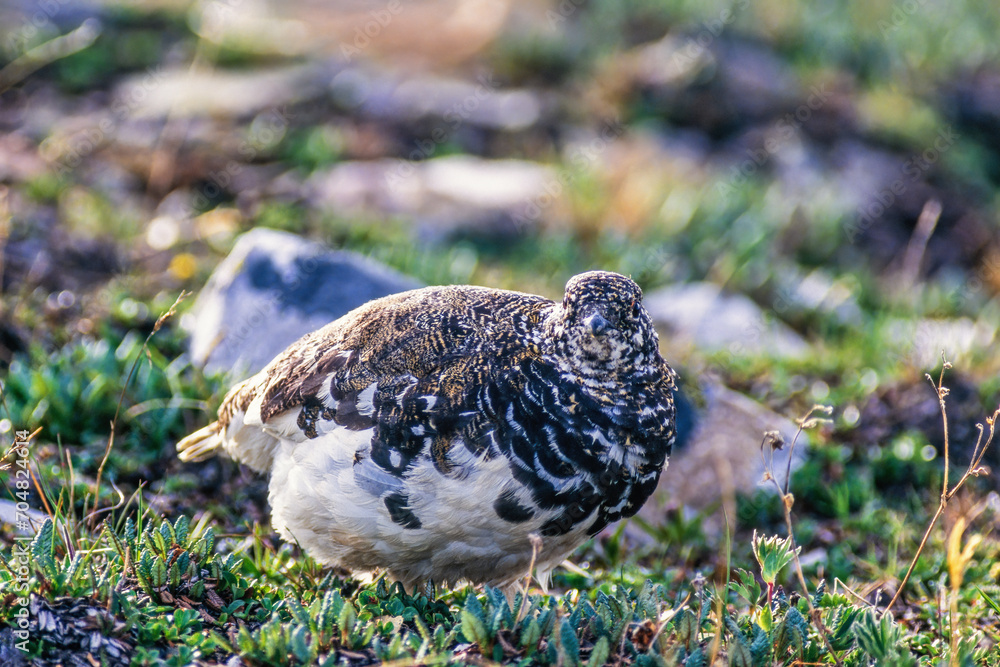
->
177, 422, 223, 462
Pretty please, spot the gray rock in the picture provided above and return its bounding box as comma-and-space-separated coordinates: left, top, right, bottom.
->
657, 379, 806, 508
307, 156, 559, 240
336, 69, 543, 131
0, 498, 50, 536
117, 64, 323, 120
184, 228, 421, 379
645, 282, 809, 359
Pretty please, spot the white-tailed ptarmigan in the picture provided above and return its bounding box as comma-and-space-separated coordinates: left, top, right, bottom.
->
177, 270, 677, 590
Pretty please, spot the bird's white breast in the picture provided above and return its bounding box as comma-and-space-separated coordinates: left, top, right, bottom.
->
267, 423, 586, 588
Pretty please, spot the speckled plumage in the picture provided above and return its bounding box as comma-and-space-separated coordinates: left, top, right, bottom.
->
178, 271, 677, 589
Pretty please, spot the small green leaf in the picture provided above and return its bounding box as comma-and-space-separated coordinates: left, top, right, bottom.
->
829, 607, 862, 651
730, 569, 762, 606
168, 561, 181, 587
412, 612, 432, 642
236, 625, 256, 653
521, 618, 541, 653
461, 595, 490, 649
751, 531, 799, 586
433, 624, 449, 650
189, 537, 208, 562
811, 579, 827, 608
124, 517, 137, 546
587, 636, 610, 667
757, 602, 773, 632
160, 520, 175, 547
728, 639, 752, 667
139, 550, 153, 579
978, 586, 1000, 615
773, 612, 804, 659
291, 625, 314, 662
321, 590, 344, 633
339, 601, 357, 641
466, 591, 488, 624
173, 515, 190, 547
102, 522, 126, 562
558, 617, 580, 666
151, 556, 167, 588
676, 609, 698, 652
854, 610, 901, 660
31, 518, 55, 569
636, 580, 659, 617
685, 647, 706, 667
150, 528, 167, 556
287, 598, 311, 627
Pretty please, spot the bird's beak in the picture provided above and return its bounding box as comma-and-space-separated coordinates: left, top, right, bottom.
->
584, 311, 610, 337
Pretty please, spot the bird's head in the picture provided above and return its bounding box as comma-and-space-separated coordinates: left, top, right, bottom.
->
547, 271, 661, 380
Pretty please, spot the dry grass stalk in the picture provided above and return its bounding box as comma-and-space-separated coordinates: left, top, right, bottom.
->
882, 355, 999, 617
760, 404, 843, 667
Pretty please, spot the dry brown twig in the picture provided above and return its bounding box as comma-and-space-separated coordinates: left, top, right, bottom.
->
882, 354, 999, 617
760, 404, 843, 667
512, 533, 543, 626
86, 291, 189, 528
897, 199, 942, 293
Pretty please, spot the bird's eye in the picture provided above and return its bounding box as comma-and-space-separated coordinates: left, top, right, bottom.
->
630, 299, 641, 319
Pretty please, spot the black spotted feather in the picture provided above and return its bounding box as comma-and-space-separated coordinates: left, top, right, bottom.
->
177, 271, 677, 589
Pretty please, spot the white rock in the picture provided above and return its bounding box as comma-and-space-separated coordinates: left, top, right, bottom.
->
645, 282, 809, 359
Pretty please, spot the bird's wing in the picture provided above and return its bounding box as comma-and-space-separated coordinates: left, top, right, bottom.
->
178, 285, 550, 473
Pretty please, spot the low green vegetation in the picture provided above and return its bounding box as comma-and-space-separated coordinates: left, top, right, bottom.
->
4, 495, 993, 665
2, 315, 997, 662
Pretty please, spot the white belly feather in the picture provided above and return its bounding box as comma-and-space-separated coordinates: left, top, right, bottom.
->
267, 421, 588, 588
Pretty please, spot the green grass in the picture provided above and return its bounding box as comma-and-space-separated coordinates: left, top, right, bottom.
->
2, 318, 998, 663
4, 505, 990, 665
2, 330, 221, 485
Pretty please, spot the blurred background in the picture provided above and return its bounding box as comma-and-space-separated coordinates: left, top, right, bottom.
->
2, 0, 1000, 592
